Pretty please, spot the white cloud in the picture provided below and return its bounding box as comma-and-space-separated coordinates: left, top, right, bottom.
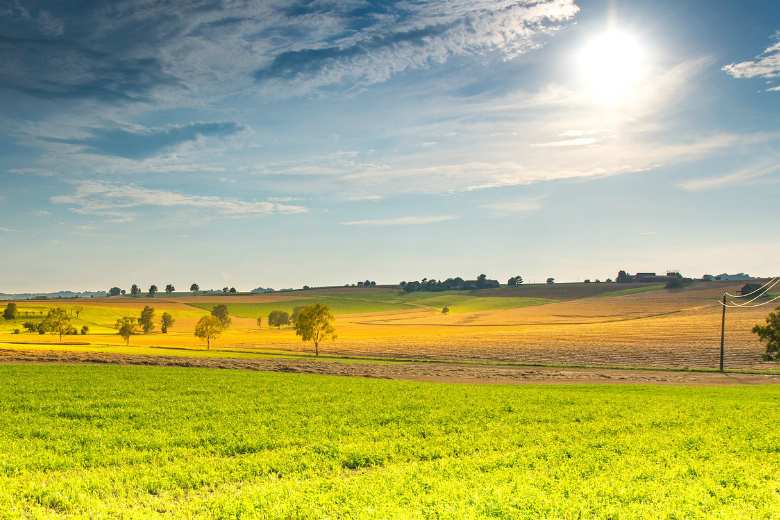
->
679, 163, 780, 191
342, 215, 458, 227
533, 137, 598, 147
50, 181, 309, 218
0, 227, 23, 233
7, 168, 56, 177
31, 210, 51, 217
723, 32, 780, 86
481, 200, 544, 216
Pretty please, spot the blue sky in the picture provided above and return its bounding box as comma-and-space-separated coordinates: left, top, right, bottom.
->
1, 0, 779, 293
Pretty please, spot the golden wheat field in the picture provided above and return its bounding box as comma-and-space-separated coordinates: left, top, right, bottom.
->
0, 281, 776, 370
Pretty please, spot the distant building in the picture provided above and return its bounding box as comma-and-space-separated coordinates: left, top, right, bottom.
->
462, 279, 500, 289
737, 284, 766, 296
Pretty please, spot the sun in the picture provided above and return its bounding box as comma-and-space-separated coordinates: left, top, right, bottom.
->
578, 31, 644, 103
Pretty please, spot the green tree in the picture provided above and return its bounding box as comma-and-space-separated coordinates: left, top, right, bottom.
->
211, 304, 231, 329
3, 303, 19, 320
194, 316, 222, 350
108, 287, 122, 296
229, 287, 237, 294
190, 283, 199, 295
116, 317, 137, 346
23, 321, 36, 333
73, 305, 83, 318
508, 276, 523, 286
268, 310, 290, 329
256, 317, 262, 328
43, 307, 70, 341
148, 285, 158, 297
131, 284, 140, 296
294, 304, 336, 356
165, 284, 175, 296
546, 277, 555, 284
291, 305, 305, 325
754, 306, 780, 361
161, 312, 175, 333
442, 307, 450, 315
139, 306, 155, 334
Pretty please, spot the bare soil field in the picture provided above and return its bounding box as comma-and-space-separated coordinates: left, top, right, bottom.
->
2, 347, 779, 386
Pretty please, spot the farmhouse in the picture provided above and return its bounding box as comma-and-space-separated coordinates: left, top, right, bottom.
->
737, 283, 766, 296
462, 279, 500, 289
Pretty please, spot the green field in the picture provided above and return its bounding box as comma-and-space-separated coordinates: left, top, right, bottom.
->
189, 291, 558, 318
0, 304, 209, 334
1, 364, 779, 518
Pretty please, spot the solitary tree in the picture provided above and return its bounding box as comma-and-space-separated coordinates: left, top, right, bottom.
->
229, 287, 237, 294
754, 306, 780, 361
211, 304, 231, 329
116, 317, 137, 346
268, 310, 290, 329
442, 307, 450, 315
148, 285, 158, 297
294, 304, 336, 356
194, 316, 222, 350
108, 287, 122, 296
131, 284, 140, 296
165, 284, 175, 296
138, 306, 155, 334
73, 305, 83, 318
546, 277, 555, 285
256, 317, 262, 328
3, 303, 19, 320
42, 307, 70, 341
508, 276, 523, 286
190, 283, 199, 295
223, 287, 229, 294
161, 312, 175, 333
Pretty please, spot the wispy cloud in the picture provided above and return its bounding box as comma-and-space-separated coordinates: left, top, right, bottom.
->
533, 137, 599, 147
481, 199, 544, 216
8, 168, 57, 177
51, 181, 309, 218
0, 227, 22, 233
342, 215, 458, 227
723, 31, 780, 89
679, 163, 780, 191
46, 121, 244, 159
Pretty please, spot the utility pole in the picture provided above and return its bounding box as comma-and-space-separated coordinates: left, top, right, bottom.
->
720, 293, 726, 372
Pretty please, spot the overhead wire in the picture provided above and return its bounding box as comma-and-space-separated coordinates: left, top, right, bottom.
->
724, 277, 779, 298
723, 278, 780, 307
719, 276, 780, 308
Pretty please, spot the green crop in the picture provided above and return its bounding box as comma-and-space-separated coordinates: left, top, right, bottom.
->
1, 364, 779, 518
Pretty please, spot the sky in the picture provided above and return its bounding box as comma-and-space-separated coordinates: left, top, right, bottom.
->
1, 0, 779, 293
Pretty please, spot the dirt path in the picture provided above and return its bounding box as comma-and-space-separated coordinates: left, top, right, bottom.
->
2, 348, 779, 386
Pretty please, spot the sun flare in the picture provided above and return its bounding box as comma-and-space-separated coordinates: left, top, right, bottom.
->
578, 31, 645, 103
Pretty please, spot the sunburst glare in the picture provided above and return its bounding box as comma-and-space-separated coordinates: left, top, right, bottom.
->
578, 31, 645, 103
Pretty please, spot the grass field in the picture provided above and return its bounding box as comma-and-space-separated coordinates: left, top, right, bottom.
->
1, 364, 778, 518
187, 291, 558, 316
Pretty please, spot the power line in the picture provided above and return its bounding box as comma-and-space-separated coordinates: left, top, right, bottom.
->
724, 277, 779, 298
721, 278, 780, 307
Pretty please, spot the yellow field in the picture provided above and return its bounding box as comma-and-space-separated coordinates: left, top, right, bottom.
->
0, 282, 776, 370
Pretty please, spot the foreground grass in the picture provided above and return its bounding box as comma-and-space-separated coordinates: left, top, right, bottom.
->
1, 366, 780, 518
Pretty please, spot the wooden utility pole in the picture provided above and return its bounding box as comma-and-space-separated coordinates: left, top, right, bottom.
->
720, 293, 726, 372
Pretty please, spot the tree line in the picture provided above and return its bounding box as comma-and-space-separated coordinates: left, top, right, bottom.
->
112, 303, 335, 355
